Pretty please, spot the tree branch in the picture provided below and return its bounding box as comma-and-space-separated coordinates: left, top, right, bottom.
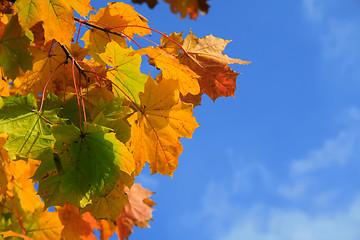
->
58, 43, 90, 82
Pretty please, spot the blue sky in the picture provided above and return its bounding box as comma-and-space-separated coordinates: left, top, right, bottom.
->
87, 0, 360, 239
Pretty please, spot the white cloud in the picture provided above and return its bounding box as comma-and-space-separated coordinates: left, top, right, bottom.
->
221, 195, 360, 240
303, 0, 323, 21
290, 130, 355, 175
277, 179, 310, 200
302, 0, 360, 83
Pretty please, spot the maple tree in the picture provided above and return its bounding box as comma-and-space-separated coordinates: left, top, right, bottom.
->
0, 0, 250, 239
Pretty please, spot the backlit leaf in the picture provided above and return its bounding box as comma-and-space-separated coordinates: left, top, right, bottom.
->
13, 0, 76, 45
134, 46, 200, 96
0, 93, 61, 161
99, 41, 148, 104
0, 14, 33, 79
34, 123, 135, 208
179, 30, 250, 102
58, 202, 98, 240
127, 76, 199, 176
116, 184, 155, 240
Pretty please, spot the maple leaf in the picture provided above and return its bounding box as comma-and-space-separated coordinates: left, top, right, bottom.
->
0, 93, 62, 161
116, 184, 155, 240
58, 202, 98, 240
0, 230, 34, 240
163, 0, 210, 19
13, 0, 77, 45
179, 30, 250, 103
82, 2, 151, 61
161, 32, 184, 56
70, 0, 94, 17
98, 41, 148, 105
92, 97, 133, 146
27, 210, 63, 239
0, 132, 8, 196
127, 76, 199, 176
0, 14, 33, 79
1, 158, 63, 240
34, 123, 135, 208
9, 159, 42, 213
13, 43, 89, 97
134, 46, 200, 96
98, 219, 116, 240
82, 172, 134, 220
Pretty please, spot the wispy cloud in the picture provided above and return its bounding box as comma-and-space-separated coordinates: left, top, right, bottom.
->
302, 0, 360, 83
290, 130, 355, 175
221, 195, 360, 240
188, 107, 360, 239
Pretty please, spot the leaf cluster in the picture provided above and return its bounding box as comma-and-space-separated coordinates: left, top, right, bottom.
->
0, 0, 249, 239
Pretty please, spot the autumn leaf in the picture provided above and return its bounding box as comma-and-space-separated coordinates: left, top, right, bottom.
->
92, 97, 133, 145
116, 184, 155, 240
163, 0, 210, 19
27, 210, 63, 240
160, 31, 184, 56
179, 30, 250, 102
99, 41, 148, 104
82, 2, 151, 61
0, 93, 62, 161
134, 46, 200, 96
82, 172, 134, 220
70, 0, 94, 17
127, 76, 199, 176
98, 219, 116, 240
1, 158, 63, 240
0, 14, 33, 79
9, 159, 42, 213
34, 123, 135, 208
0, 230, 34, 240
13, 43, 89, 96
13, 0, 76, 45
58, 202, 98, 240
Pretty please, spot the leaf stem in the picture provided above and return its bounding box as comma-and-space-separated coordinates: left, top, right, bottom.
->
6, 193, 25, 235
58, 43, 90, 83
83, 70, 143, 113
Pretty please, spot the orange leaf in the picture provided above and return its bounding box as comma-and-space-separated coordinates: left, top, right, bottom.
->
179, 30, 250, 102
127, 76, 199, 176
98, 219, 116, 240
58, 202, 98, 240
0, 230, 34, 240
116, 184, 155, 240
134, 46, 200, 96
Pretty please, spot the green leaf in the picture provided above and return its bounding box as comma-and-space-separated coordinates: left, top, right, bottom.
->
92, 97, 132, 143
0, 15, 33, 79
99, 41, 148, 104
34, 123, 135, 208
0, 93, 61, 161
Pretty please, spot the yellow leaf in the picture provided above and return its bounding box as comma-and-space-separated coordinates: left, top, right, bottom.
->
82, 172, 134, 220
127, 77, 199, 176
82, 2, 151, 60
9, 159, 42, 213
13, 0, 76, 45
28, 210, 63, 240
134, 46, 200, 96
70, 0, 94, 17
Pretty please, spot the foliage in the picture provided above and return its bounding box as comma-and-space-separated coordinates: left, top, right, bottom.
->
0, 0, 249, 239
